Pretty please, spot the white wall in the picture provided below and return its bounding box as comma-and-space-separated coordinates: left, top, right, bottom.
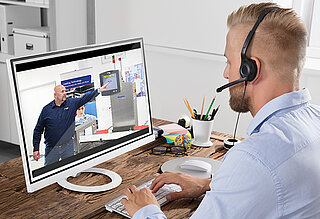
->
2, 0, 320, 144
95, 0, 266, 54
0, 62, 19, 144
94, 0, 266, 137
144, 45, 253, 137
94, 0, 320, 138
0, 63, 12, 143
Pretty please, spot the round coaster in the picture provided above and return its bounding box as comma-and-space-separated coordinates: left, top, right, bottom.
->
191, 139, 213, 147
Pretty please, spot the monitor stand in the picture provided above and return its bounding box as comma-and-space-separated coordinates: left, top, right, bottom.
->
57, 168, 122, 192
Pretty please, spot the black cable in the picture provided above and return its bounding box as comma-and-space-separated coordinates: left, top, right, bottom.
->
232, 80, 248, 146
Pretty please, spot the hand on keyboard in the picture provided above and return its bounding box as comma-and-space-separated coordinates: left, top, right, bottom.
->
121, 185, 160, 217
105, 178, 182, 218
150, 171, 211, 201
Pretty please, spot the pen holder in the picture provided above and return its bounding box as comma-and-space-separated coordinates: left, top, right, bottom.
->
191, 118, 214, 147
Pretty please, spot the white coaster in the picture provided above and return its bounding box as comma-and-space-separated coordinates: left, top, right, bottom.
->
191, 139, 213, 147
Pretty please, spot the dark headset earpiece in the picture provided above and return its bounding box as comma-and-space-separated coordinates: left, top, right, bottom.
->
240, 57, 257, 81
240, 6, 279, 82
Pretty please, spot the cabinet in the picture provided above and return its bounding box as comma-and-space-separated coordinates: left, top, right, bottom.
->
0, 4, 41, 54
0, 0, 88, 144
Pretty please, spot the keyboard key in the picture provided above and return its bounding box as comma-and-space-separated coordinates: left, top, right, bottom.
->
157, 196, 168, 206
105, 178, 181, 219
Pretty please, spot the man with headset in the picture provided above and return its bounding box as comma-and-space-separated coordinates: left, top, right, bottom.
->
121, 3, 320, 218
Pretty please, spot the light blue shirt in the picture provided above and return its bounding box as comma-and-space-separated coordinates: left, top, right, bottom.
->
75, 114, 96, 126
132, 89, 320, 219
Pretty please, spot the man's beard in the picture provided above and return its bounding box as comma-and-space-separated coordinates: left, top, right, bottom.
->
229, 83, 250, 113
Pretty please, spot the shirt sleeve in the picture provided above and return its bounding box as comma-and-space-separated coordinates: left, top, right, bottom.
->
132, 204, 167, 219
33, 109, 45, 151
76, 89, 99, 109
190, 149, 278, 219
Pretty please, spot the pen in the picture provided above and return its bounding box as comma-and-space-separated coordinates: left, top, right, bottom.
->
193, 109, 197, 115
211, 105, 220, 120
204, 96, 216, 120
200, 96, 205, 120
193, 109, 199, 119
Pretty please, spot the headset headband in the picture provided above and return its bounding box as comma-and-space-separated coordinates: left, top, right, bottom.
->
241, 7, 279, 60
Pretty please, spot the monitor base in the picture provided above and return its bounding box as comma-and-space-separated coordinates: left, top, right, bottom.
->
57, 167, 122, 192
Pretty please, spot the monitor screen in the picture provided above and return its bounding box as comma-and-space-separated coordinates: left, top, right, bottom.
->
99, 70, 120, 96
7, 38, 154, 192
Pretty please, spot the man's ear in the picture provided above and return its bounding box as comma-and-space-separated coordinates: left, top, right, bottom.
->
250, 56, 261, 83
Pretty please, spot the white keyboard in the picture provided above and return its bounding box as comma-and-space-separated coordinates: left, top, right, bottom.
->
105, 178, 182, 218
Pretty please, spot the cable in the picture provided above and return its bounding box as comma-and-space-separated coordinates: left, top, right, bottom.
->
232, 80, 247, 146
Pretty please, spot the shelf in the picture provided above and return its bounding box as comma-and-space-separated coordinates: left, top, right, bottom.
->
0, 0, 48, 8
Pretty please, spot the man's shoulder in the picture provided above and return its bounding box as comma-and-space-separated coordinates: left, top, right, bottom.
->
42, 100, 55, 110
240, 103, 320, 168
230, 131, 295, 171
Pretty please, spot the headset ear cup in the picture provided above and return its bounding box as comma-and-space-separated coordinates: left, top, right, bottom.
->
247, 59, 257, 81
240, 59, 257, 81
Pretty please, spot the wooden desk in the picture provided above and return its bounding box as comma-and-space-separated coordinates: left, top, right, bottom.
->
0, 119, 239, 218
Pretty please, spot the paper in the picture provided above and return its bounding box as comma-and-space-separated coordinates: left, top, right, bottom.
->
158, 123, 188, 135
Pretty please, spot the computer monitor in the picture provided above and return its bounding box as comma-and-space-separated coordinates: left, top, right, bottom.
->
99, 70, 121, 96
7, 38, 155, 193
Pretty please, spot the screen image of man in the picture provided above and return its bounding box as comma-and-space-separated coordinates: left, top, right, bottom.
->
120, 3, 320, 218
75, 105, 97, 126
33, 82, 109, 166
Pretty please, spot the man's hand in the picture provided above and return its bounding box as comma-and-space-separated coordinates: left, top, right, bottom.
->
150, 172, 211, 201
33, 151, 40, 161
98, 82, 110, 93
121, 185, 160, 217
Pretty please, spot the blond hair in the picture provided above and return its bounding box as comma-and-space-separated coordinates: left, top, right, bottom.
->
227, 3, 307, 86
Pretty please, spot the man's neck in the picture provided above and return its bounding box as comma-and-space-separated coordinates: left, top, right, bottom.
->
250, 82, 296, 117
55, 100, 64, 107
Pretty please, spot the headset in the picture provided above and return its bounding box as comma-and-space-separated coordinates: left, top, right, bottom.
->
216, 7, 279, 93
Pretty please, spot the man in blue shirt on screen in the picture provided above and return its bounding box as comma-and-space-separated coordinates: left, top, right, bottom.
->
33, 82, 109, 166
121, 3, 320, 218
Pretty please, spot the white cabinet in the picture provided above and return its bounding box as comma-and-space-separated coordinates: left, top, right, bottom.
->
0, 0, 87, 144
0, 4, 41, 54
13, 27, 50, 56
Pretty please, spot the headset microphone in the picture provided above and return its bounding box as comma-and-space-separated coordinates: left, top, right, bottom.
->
216, 77, 247, 93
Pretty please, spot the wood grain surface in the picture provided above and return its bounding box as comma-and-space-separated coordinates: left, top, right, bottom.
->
0, 118, 239, 219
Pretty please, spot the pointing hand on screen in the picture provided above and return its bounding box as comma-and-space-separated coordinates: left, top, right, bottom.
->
99, 82, 110, 93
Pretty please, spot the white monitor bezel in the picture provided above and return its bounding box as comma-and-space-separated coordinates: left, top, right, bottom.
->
7, 38, 155, 192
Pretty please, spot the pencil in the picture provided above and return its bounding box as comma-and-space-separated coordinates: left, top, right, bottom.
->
200, 96, 205, 120
184, 99, 195, 119
204, 96, 216, 120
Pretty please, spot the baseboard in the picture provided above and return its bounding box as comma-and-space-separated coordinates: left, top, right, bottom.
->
0, 140, 19, 148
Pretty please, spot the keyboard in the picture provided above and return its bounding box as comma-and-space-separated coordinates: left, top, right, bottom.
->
105, 178, 182, 218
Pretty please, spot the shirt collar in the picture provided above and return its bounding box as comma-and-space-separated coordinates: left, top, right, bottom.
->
247, 88, 311, 136
51, 99, 67, 108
